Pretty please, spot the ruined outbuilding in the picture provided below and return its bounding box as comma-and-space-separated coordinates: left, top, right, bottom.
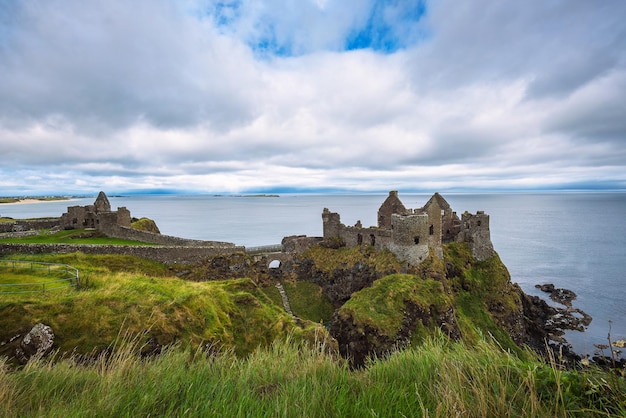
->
322, 191, 494, 265
59, 191, 131, 233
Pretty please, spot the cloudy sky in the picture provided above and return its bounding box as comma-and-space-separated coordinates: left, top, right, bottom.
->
1, 0, 625, 195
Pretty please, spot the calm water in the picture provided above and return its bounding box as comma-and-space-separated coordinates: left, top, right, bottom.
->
2, 192, 625, 356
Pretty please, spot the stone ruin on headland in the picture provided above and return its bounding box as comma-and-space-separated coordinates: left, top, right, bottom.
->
321, 191, 494, 265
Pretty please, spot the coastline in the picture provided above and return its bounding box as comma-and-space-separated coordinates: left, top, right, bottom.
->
0, 198, 70, 205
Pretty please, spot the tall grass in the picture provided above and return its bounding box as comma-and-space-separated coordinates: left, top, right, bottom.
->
2, 335, 623, 417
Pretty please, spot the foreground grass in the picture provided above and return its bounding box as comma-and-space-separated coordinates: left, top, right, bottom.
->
1, 336, 624, 417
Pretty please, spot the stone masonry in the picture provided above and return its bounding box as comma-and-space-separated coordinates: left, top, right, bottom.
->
322, 191, 494, 265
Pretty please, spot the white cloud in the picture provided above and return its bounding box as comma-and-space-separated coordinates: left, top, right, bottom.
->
0, 0, 625, 195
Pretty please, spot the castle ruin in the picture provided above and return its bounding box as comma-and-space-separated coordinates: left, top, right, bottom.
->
59, 191, 131, 233
322, 191, 494, 265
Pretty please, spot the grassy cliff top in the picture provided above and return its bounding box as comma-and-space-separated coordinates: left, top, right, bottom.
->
0, 253, 323, 357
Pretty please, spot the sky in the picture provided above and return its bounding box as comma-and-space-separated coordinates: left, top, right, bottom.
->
1, 0, 625, 195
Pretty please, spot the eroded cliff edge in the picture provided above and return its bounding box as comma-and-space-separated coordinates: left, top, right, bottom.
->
291, 242, 586, 367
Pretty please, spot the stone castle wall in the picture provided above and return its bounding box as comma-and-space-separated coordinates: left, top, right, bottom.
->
103, 224, 237, 247
0, 219, 61, 233
322, 191, 494, 264
460, 211, 494, 261
0, 243, 245, 264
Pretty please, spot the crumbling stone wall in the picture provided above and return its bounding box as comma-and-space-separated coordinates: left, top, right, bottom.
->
0, 243, 244, 264
377, 190, 407, 228
104, 224, 236, 247
0, 219, 60, 233
322, 208, 393, 250
322, 191, 494, 265
460, 211, 494, 261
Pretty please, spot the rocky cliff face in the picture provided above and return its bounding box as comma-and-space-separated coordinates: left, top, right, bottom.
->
177, 243, 587, 367
314, 243, 586, 367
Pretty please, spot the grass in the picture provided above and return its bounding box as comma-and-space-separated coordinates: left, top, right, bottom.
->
340, 274, 452, 339
0, 261, 76, 293
0, 229, 155, 245
0, 253, 322, 358
1, 335, 623, 417
302, 245, 401, 275
282, 280, 335, 324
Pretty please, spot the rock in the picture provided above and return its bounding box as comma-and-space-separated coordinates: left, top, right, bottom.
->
535, 283, 577, 307
535, 283, 555, 293
15, 323, 54, 364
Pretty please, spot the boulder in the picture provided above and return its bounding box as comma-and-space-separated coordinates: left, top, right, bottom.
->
15, 323, 55, 364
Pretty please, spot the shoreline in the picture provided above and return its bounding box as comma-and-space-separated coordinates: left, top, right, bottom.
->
0, 198, 70, 205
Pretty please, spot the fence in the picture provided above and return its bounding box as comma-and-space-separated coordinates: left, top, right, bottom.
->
0, 260, 79, 294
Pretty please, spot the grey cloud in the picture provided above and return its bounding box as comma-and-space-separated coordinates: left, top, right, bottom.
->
543, 72, 626, 149
0, 0, 258, 135
407, 0, 626, 96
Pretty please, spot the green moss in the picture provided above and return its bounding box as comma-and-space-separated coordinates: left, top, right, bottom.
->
302, 245, 401, 274
341, 274, 452, 339
283, 281, 335, 324
130, 217, 160, 233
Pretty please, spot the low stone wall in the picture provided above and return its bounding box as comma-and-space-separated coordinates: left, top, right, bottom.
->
0, 219, 60, 233
0, 243, 245, 264
102, 225, 237, 247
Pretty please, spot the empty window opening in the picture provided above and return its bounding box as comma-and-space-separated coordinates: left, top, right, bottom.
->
429, 225, 434, 235
357, 234, 363, 245
477, 220, 482, 226
370, 234, 376, 246
414, 236, 420, 244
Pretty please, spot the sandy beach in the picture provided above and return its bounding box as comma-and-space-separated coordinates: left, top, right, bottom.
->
0, 198, 69, 205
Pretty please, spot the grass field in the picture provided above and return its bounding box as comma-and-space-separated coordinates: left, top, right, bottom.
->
1, 334, 624, 417
0, 229, 155, 245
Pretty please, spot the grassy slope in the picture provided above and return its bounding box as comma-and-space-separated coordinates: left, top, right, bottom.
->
1, 336, 623, 417
0, 229, 154, 245
0, 253, 322, 357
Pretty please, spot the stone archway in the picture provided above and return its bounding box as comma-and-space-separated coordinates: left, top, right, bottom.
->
269, 259, 281, 269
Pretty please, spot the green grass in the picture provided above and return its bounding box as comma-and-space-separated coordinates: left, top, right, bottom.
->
340, 274, 452, 339
0, 253, 322, 358
283, 280, 335, 324
1, 335, 623, 417
302, 245, 401, 274
0, 229, 155, 245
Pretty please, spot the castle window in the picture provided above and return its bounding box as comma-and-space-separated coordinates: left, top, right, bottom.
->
429, 225, 434, 235
477, 221, 482, 226
414, 236, 420, 244
370, 234, 376, 246
357, 234, 363, 245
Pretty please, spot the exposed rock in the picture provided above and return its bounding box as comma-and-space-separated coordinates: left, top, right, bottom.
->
296, 260, 382, 308
14, 323, 54, 364
536, 283, 555, 293
535, 283, 577, 307
131, 217, 161, 234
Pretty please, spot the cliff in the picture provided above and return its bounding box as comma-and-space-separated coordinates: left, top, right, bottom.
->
296, 242, 584, 367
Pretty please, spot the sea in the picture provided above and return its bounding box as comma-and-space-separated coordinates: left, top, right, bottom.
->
2, 192, 625, 358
